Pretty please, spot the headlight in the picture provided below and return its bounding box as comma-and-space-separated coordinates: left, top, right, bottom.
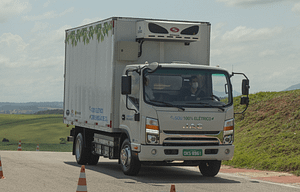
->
146, 118, 159, 144
223, 119, 234, 144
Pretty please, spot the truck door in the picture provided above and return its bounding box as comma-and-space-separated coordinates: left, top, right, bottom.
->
120, 70, 141, 143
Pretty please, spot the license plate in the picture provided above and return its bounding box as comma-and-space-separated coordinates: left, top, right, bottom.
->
183, 149, 202, 156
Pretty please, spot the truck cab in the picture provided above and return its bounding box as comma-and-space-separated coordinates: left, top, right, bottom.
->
118, 62, 248, 176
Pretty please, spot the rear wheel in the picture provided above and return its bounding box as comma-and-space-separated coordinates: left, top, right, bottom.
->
88, 152, 100, 165
120, 139, 141, 176
75, 133, 99, 165
75, 133, 88, 164
199, 160, 221, 177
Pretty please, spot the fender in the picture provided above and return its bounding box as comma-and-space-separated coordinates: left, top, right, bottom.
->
118, 125, 131, 145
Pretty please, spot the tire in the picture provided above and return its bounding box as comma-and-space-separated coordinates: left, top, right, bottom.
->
199, 160, 221, 177
75, 133, 99, 165
120, 139, 141, 176
75, 133, 88, 164
88, 153, 100, 165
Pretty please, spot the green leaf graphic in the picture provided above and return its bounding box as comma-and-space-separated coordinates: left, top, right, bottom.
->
66, 21, 112, 46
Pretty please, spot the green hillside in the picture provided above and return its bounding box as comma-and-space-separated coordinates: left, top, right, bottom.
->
224, 89, 300, 176
0, 114, 73, 152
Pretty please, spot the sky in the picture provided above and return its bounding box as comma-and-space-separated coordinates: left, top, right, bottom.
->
0, 0, 300, 102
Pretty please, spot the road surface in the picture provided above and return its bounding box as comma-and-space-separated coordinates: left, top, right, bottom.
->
0, 151, 299, 192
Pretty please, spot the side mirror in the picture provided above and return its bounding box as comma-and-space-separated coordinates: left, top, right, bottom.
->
242, 79, 249, 95
240, 96, 249, 105
121, 75, 131, 95
232, 73, 250, 114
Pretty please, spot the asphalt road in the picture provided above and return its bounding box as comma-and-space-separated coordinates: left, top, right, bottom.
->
0, 151, 299, 192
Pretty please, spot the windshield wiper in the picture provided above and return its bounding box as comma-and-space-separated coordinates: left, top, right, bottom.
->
149, 100, 185, 111
186, 102, 225, 111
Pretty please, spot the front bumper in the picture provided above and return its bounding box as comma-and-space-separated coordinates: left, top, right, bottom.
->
138, 145, 234, 161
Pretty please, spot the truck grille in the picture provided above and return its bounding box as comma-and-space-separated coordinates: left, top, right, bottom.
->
161, 131, 222, 146
163, 138, 219, 146
164, 149, 219, 155
163, 131, 220, 135
164, 149, 179, 155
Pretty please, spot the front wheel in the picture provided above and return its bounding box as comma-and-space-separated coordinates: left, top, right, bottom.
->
120, 139, 141, 176
199, 160, 221, 177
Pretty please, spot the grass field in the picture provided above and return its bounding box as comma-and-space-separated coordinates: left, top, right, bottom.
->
223, 89, 300, 176
0, 114, 73, 152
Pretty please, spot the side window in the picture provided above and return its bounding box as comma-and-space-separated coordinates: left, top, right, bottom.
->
128, 71, 140, 110
212, 74, 229, 104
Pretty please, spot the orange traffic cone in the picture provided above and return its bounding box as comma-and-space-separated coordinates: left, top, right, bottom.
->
76, 165, 87, 192
17, 140, 22, 151
36, 144, 39, 151
170, 184, 176, 192
0, 156, 5, 179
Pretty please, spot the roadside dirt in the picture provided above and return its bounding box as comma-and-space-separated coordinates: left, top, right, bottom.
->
220, 165, 300, 185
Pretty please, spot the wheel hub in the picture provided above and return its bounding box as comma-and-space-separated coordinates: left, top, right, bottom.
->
120, 146, 131, 166
75, 138, 82, 161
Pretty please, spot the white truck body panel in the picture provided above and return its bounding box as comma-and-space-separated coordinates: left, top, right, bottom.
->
64, 17, 211, 131
64, 19, 114, 131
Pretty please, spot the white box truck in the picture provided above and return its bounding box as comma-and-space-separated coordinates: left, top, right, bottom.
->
64, 17, 250, 176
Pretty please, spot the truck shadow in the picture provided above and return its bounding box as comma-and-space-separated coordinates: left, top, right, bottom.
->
64, 160, 240, 184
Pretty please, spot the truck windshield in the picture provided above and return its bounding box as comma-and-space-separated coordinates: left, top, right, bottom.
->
143, 68, 232, 109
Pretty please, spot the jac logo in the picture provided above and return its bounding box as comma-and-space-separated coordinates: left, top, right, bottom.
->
183, 123, 203, 129
170, 27, 179, 33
